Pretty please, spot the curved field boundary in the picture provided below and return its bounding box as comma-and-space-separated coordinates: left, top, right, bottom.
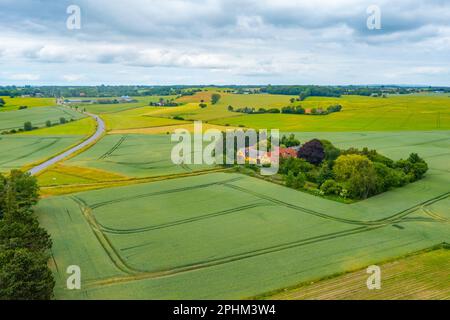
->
70, 196, 140, 275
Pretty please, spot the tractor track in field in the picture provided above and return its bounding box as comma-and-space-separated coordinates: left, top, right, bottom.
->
0, 139, 60, 166
422, 206, 449, 222
99, 202, 273, 235
97, 191, 450, 236
98, 135, 128, 160
87, 176, 244, 209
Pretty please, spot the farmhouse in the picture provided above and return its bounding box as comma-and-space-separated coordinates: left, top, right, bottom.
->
279, 147, 298, 158
119, 95, 134, 102
237, 146, 295, 164
236, 146, 274, 164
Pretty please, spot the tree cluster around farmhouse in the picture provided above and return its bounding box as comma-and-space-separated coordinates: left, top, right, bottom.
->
253, 135, 429, 201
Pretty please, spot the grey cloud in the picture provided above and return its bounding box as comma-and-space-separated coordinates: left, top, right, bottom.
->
2, 0, 449, 41
1, 0, 450, 85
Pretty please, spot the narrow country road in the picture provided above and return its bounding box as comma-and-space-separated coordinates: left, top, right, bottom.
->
28, 112, 105, 176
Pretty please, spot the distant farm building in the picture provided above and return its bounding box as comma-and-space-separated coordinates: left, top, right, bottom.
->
237, 145, 298, 164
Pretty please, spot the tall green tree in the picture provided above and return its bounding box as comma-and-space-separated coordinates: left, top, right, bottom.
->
23, 121, 33, 131
333, 154, 378, 199
0, 171, 39, 221
0, 249, 54, 300
0, 170, 54, 300
211, 93, 221, 104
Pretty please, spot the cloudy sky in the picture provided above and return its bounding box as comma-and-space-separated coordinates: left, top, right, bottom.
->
1, 0, 449, 86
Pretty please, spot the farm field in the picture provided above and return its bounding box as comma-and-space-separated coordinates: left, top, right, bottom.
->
37, 164, 129, 187
100, 107, 188, 131
207, 94, 450, 131
109, 123, 239, 134
0, 106, 85, 131
37, 130, 450, 299
37, 169, 449, 299
18, 117, 96, 136
93, 92, 450, 131
80, 96, 177, 114
1, 93, 447, 300
0, 135, 85, 172
82, 102, 145, 114
42, 93, 450, 133
268, 247, 450, 300
159, 92, 298, 121
0, 96, 57, 111
64, 134, 213, 178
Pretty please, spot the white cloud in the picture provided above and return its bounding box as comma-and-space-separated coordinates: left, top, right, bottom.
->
9, 73, 40, 80
62, 74, 85, 82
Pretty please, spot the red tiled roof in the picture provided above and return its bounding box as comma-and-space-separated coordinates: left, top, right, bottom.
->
279, 147, 297, 158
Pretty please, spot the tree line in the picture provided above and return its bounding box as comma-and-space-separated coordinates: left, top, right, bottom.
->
1, 117, 73, 135
259, 85, 448, 99
1, 85, 448, 99
228, 104, 342, 115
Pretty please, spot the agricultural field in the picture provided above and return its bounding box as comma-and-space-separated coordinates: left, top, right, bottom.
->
64, 134, 213, 178
208, 94, 450, 131
268, 247, 450, 300
1, 92, 448, 300
0, 135, 85, 172
0, 106, 85, 131
115, 91, 450, 131
0, 96, 57, 111
166, 92, 298, 121
50, 92, 450, 133
130, 91, 299, 122
100, 107, 188, 131
80, 96, 177, 114
36, 130, 450, 299
37, 164, 129, 187
18, 117, 96, 136
109, 123, 238, 134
